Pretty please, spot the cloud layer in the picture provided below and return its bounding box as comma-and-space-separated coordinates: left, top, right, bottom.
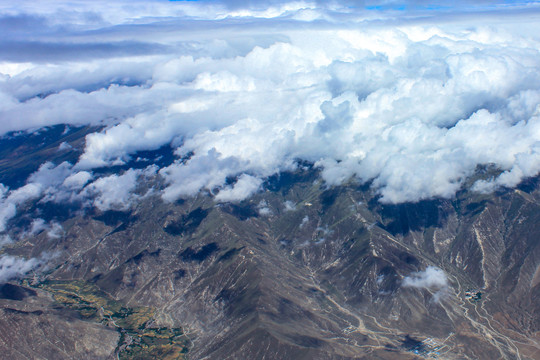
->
1, 0, 540, 225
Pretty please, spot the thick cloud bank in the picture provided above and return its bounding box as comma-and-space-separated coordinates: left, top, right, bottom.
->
1, 0, 540, 217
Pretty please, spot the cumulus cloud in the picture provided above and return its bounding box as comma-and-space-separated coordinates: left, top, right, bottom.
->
62, 171, 92, 190
0, 181, 43, 232
257, 200, 272, 216
214, 174, 263, 203
0, 201, 16, 232
58, 141, 72, 151
46, 222, 64, 239
0, 0, 540, 231
28, 218, 47, 236
284, 200, 296, 211
402, 266, 449, 301
82, 169, 143, 211
0, 162, 83, 224
0, 161, 151, 232
24, 219, 64, 239
0, 254, 44, 283
403, 266, 448, 289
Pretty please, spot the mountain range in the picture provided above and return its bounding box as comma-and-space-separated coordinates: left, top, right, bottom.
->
0, 126, 539, 359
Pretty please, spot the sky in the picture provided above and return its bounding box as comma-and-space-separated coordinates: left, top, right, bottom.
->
1, 0, 540, 254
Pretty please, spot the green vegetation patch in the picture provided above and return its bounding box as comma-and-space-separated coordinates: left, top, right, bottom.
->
35, 280, 189, 359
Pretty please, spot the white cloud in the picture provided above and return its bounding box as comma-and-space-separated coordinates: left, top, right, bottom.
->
24, 219, 64, 239
257, 200, 272, 216
82, 169, 142, 211
0, 181, 43, 232
62, 171, 92, 190
28, 161, 73, 188
0, 202, 16, 232
0, 254, 44, 283
0, 160, 154, 231
402, 266, 449, 301
284, 200, 296, 211
58, 141, 72, 151
29, 218, 47, 236
0, 163, 93, 231
46, 222, 64, 239
215, 174, 263, 203
403, 266, 448, 289
0, 0, 539, 227
7, 183, 42, 204
193, 71, 256, 92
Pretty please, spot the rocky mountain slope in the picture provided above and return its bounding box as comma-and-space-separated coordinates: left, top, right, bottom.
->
0, 127, 539, 359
